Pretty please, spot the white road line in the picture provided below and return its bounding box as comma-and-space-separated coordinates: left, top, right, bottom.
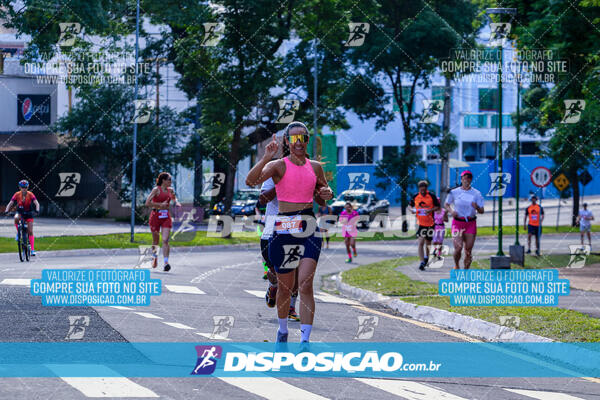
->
165, 285, 206, 294
195, 332, 232, 341
109, 306, 133, 310
356, 378, 468, 400
61, 377, 159, 398
0, 278, 31, 286
245, 289, 267, 298
46, 365, 158, 398
190, 261, 255, 283
162, 322, 195, 330
245, 289, 361, 305
504, 388, 586, 400
134, 312, 163, 319
219, 377, 329, 400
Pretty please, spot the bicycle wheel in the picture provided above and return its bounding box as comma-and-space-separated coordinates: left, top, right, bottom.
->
17, 232, 24, 262
23, 231, 30, 262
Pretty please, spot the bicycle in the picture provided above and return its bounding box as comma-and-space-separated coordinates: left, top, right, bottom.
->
6, 211, 36, 262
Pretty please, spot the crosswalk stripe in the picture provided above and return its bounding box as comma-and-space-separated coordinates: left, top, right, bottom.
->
61, 377, 159, 398
219, 377, 329, 400
109, 306, 133, 310
245, 290, 267, 298
165, 285, 205, 294
195, 332, 232, 341
47, 365, 158, 398
162, 322, 195, 330
134, 312, 163, 319
0, 278, 31, 286
356, 378, 468, 400
245, 289, 360, 305
504, 388, 586, 400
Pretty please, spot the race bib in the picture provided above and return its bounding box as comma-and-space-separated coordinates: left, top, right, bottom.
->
275, 215, 303, 234
158, 209, 169, 219
531, 215, 538, 221
417, 209, 428, 216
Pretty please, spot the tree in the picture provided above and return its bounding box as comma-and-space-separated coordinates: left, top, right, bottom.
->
345, 0, 478, 225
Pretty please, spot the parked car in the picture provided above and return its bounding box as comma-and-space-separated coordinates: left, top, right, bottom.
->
229, 189, 261, 217
330, 190, 390, 227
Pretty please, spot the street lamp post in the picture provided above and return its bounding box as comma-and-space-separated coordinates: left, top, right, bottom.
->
130, 0, 140, 242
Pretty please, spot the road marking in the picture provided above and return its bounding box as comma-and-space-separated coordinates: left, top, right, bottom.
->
109, 306, 133, 310
162, 322, 195, 330
351, 305, 479, 342
61, 377, 159, 398
191, 261, 255, 283
165, 285, 205, 294
356, 378, 467, 400
195, 332, 232, 341
315, 291, 361, 305
245, 290, 267, 298
504, 388, 586, 400
134, 312, 162, 319
0, 278, 31, 286
219, 377, 329, 400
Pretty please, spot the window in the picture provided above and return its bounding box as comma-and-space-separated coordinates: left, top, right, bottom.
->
521, 142, 540, 155
479, 88, 499, 112
347, 146, 376, 164
337, 146, 344, 164
464, 114, 488, 128
491, 114, 514, 128
426, 144, 440, 160
382, 146, 399, 160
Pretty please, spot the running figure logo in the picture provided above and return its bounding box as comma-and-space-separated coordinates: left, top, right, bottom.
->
132, 100, 155, 124
567, 245, 590, 269
561, 100, 586, 124
191, 345, 223, 375
65, 316, 90, 340
202, 173, 226, 197
345, 23, 370, 47
489, 23, 511, 46
354, 316, 378, 339
56, 172, 81, 197
347, 173, 370, 190
276, 99, 300, 124
281, 245, 305, 270
497, 315, 520, 341
201, 23, 225, 46
136, 245, 160, 268
420, 100, 444, 124
211, 316, 234, 339
58, 22, 81, 47
172, 207, 200, 242
487, 172, 512, 197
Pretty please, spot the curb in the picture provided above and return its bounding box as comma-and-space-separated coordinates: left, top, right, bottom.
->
1, 242, 260, 258
332, 273, 552, 343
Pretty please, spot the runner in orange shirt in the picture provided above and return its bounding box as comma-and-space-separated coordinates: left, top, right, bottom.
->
410, 181, 440, 270
523, 194, 544, 256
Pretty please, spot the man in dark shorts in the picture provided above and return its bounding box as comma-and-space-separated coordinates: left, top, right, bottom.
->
523, 194, 544, 256
410, 181, 440, 270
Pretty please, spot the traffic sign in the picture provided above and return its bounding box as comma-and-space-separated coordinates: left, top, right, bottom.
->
531, 166, 552, 188
553, 173, 570, 192
579, 170, 592, 186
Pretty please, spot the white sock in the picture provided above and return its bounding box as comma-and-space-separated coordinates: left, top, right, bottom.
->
290, 295, 297, 309
278, 318, 288, 334
300, 324, 312, 342
164, 256, 169, 264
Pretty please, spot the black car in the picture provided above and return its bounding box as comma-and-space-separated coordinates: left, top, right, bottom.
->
330, 190, 390, 227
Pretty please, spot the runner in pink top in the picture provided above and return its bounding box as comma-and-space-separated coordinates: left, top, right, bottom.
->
432, 208, 448, 260
340, 202, 359, 263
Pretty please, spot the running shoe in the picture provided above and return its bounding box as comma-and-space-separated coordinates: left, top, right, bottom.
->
265, 285, 277, 308
276, 330, 288, 343
418, 261, 426, 271
535, 250, 540, 256
353, 250, 357, 257
288, 307, 300, 321
526, 249, 531, 254
345, 258, 352, 263
31, 250, 36, 256
152, 257, 157, 269
163, 263, 171, 272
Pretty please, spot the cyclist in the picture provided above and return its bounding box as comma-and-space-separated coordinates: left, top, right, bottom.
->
246, 121, 333, 344
145, 172, 181, 271
4, 180, 40, 256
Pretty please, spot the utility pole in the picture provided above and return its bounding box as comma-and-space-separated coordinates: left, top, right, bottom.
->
440, 76, 451, 204
313, 39, 318, 159
193, 82, 203, 207
130, 0, 140, 242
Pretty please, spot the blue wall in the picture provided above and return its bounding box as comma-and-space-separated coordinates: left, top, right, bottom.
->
336, 157, 600, 206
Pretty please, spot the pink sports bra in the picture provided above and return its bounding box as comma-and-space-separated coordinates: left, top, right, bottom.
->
275, 157, 317, 203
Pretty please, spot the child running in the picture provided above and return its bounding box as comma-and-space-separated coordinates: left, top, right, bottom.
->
340, 202, 359, 263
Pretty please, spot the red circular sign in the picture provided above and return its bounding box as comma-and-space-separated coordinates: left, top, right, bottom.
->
531, 166, 552, 188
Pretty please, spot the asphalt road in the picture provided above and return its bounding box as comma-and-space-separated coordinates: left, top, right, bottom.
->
0, 234, 598, 399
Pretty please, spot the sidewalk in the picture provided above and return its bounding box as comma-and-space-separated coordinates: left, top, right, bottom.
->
396, 257, 600, 319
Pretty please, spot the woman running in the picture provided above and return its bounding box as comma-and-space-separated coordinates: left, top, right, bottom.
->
445, 170, 484, 270
316, 203, 333, 249
145, 172, 181, 271
340, 202, 359, 263
432, 206, 448, 260
246, 121, 333, 344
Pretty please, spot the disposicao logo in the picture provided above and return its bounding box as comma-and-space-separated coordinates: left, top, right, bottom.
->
22, 98, 33, 121
191, 345, 222, 375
